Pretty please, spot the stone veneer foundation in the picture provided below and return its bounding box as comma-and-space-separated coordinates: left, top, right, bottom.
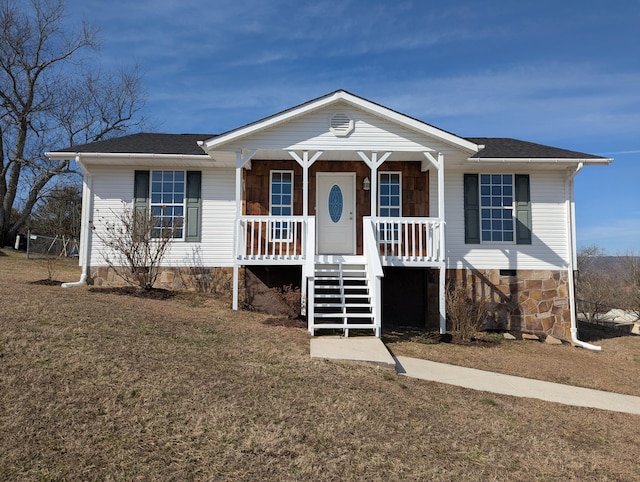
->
447, 268, 572, 340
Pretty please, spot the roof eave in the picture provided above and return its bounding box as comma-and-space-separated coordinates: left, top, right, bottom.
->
467, 157, 613, 166
46, 151, 211, 162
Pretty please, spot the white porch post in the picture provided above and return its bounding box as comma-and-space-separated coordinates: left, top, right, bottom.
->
289, 150, 322, 317
423, 151, 447, 333
233, 149, 256, 311
288, 150, 323, 219
357, 151, 392, 217
370, 152, 378, 215
438, 152, 446, 333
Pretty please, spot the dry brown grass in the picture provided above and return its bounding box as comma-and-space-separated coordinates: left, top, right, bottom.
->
2, 248, 640, 481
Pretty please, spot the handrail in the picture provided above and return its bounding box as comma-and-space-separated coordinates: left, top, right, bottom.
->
363, 216, 384, 337
304, 217, 316, 278
363, 216, 384, 278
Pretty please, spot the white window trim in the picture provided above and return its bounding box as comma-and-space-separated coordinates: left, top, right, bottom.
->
377, 171, 402, 218
150, 170, 186, 240
479, 173, 515, 245
378, 171, 402, 243
269, 170, 295, 242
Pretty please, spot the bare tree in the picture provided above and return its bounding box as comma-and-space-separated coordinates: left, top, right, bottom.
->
575, 245, 618, 322
617, 249, 640, 320
0, 0, 146, 246
29, 182, 81, 238
93, 204, 179, 291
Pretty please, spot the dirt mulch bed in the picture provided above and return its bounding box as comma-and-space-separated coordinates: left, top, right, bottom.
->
384, 327, 503, 347
87, 286, 176, 300
29, 279, 64, 286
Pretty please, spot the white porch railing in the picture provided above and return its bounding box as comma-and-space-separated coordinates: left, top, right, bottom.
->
373, 217, 445, 264
236, 216, 307, 263
237, 215, 445, 265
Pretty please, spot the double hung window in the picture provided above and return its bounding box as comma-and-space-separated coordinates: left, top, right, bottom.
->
378, 172, 401, 241
480, 174, 513, 242
151, 170, 185, 239
133, 170, 201, 242
270, 171, 293, 240
464, 173, 531, 245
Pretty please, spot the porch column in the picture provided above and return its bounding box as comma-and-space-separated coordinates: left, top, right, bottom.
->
422, 151, 444, 218
288, 150, 323, 219
423, 151, 447, 333
357, 151, 391, 216
289, 150, 322, 317
233, 149, 257, 311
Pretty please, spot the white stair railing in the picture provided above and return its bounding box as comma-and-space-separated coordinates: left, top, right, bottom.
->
363, 217, 384, 337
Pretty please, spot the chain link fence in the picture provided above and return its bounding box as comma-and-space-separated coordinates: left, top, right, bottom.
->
16, 231, 79, 259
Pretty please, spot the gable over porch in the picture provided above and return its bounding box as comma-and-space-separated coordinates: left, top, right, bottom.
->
201, 90, 481, 336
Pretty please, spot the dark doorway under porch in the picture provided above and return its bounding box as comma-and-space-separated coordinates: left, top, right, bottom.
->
382, 267, 440, 330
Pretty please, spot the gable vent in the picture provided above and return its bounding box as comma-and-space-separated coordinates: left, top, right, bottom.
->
329, 113, 354, 137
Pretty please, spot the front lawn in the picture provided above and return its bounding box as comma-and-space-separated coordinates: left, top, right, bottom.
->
1, 248, 639, 480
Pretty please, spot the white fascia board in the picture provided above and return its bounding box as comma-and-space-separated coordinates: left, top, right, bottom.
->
203, 90, 480, 154
467, 157, 613, 166
46, 151, 213, 162
47, 151, 210, 161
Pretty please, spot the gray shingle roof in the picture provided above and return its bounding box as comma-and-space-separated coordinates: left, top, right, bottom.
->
57, 133, 216, 156
466, 137, 606, 160
54, 132, 607, 161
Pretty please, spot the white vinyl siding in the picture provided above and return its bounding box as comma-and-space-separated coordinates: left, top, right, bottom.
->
88, 165, 236, 267
219, 105, 466, 156
445, 170, 570, 270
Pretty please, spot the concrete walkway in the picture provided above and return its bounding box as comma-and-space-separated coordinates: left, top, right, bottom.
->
310, 337, 640, 416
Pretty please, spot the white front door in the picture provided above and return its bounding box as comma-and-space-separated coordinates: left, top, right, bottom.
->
317, 173, 356, 254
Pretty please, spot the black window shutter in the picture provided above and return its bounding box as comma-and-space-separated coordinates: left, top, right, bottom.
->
185, 171, 202, 242
515, 174, 531, 245
464, 174, 480, 244
133, 170, 150, 220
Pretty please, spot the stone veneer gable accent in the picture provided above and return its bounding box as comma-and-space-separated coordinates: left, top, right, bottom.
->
447, 268, 572, 340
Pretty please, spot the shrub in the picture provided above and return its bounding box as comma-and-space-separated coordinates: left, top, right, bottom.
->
445, 285, 488, 341
93, 204, 178, 290
269, 284, 302, 319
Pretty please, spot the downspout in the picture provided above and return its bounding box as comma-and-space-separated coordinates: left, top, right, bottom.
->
62, 157, 92, 288
565, 162, 601, 351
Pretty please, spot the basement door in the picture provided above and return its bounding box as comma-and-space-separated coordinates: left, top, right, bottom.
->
316, 172, 356, 254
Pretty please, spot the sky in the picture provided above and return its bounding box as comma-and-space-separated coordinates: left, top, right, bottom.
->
63, 0, 640, 253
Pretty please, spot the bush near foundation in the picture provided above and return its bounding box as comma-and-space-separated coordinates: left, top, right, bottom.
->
445, 286, 488, 341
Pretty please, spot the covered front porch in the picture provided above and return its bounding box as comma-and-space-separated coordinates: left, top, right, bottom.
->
230, 148, 448, 337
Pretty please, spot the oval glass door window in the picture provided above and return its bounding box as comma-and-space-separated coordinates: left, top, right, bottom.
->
328, 184, 343, 223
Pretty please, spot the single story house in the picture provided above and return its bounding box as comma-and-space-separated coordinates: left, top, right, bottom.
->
47, 90, 612, 346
